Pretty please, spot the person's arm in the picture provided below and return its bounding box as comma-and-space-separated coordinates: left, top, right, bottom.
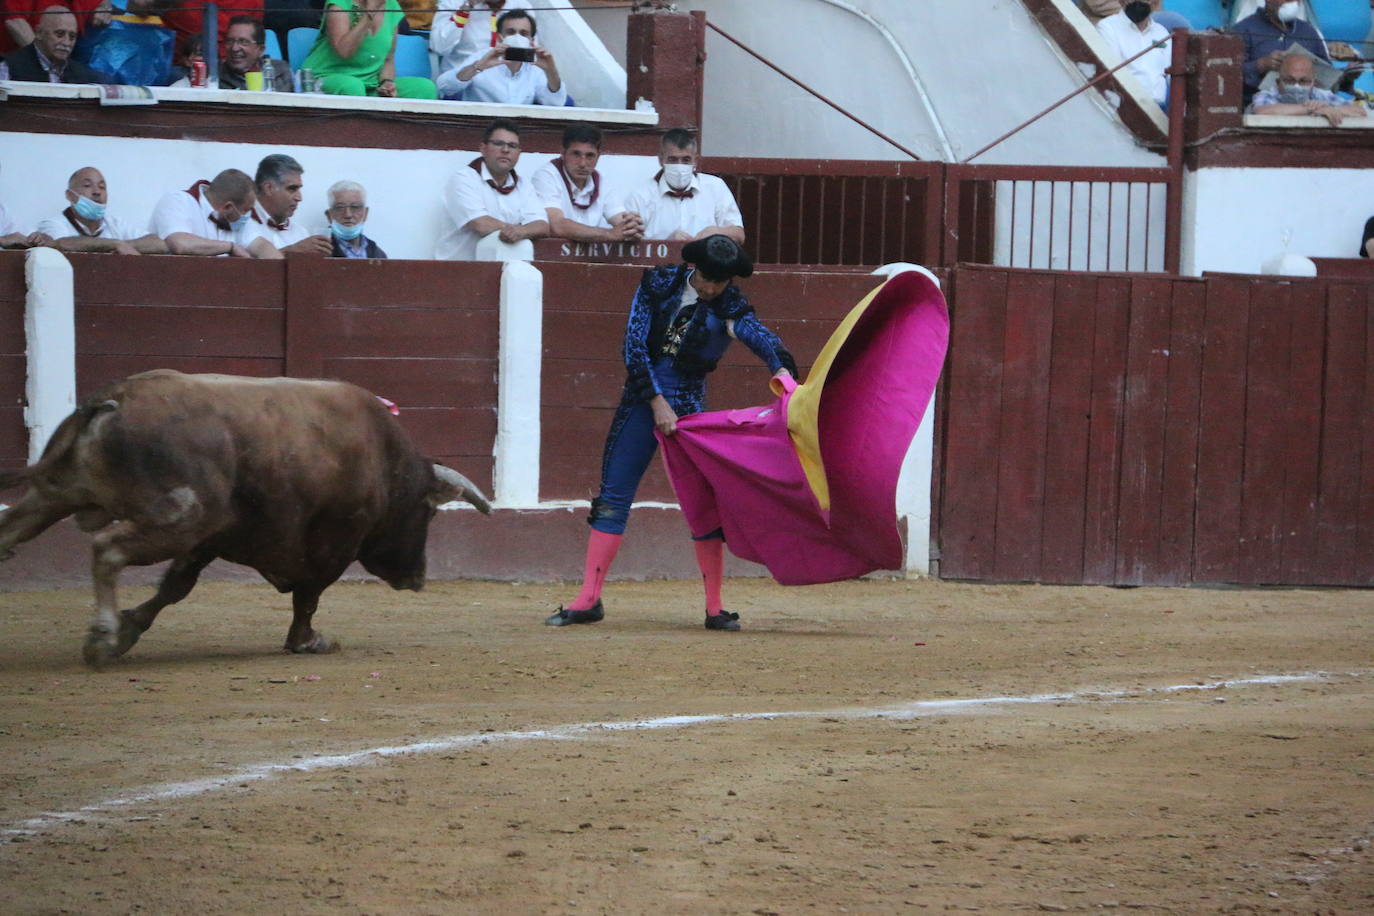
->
165, 233, 253, 257
376, 30, 398, 97
131, 233, 169, 254
1, 232, 32, 248
247, 236, 284, 259
692, 179, 746, 243
322, 0, 381, 61
52, 236, 142, 255
729, 308, 798, 378
545, 207, 638, 243
280, 234, 334, 256
4, 17, 34, 48
428, 0, 467, 57
498, 218, 548, 243
532, 44, 564, 100
447, 43, 503, 90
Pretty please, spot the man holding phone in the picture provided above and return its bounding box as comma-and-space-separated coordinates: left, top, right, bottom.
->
436, 7, 566, 105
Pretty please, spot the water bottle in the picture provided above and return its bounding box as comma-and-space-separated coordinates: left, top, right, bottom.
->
260, 58, 275, 91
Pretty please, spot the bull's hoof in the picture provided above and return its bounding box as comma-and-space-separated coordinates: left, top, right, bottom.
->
81, 626, 119, 670
111, 614, 144, 657
285, 633, 340, 655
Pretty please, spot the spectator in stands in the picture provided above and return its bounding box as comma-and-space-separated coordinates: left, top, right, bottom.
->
250, 154, 332, 255
0, 204, 52, 248
219, 15, 292, 92
302, 0, 438, 99
1232, 0, 1330, 105
431, 0, 505, 89
1250, 53, 1368, 124
397, 0, 436, 31
1096, 1, 1172, 106
1360, 215, 1373, 258
1077, 0, 1122, 25
161, 0, 263, 70
622, 129, 745, 244
437, 7, 565, 105
35, 166, 167, 254
325, 180, 387, 258
2, 0, 108, 57
436, 117, 548, 260
533, 122, 645, 244
149, 168, 278, 258
3, 5, 108, 83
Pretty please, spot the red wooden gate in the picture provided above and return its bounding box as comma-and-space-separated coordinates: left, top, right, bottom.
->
938, 264, 1374, 587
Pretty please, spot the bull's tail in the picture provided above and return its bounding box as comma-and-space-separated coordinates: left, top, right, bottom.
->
0, 399, 118, 491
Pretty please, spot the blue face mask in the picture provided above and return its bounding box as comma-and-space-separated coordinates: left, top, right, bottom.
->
71, 193, 106, 221
331, 220, 365, 241
229, 212, 252, 232
1277, 81, 1314, 104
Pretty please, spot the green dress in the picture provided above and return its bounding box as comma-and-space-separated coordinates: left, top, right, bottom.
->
303, 0, 437, 99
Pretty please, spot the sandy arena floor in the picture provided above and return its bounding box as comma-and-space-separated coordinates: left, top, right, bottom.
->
0, 576, 1370, 914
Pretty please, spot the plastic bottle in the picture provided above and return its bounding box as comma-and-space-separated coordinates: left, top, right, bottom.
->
261, 58, 276, 91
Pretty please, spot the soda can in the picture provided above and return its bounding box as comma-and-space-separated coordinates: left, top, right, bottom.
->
190, 56, 207, 88
300, 68, 314, 93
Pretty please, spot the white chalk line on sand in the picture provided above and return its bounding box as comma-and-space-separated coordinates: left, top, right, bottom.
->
0, 672, 1346, 841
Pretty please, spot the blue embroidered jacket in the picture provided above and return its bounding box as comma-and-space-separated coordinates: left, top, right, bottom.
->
621, 265, 796, 416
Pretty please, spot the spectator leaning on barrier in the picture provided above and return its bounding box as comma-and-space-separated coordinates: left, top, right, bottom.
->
220, 15, 292, 92
302, 0, 438, 99
3, 5, 108, 83
0, 203, 52, 248
435, 117, 548, 260
621, 129, 745, 244
1250, 53, 1368, 125
35, 167, 168, 254
251, 154, 332, 256
325, 180, 387, 258
1096, 1, 1171, 107
437, 7, 565, 105
533, 122, 644, 244
149, 168, 277, 258
431, 0, 505, 85
1232, 0, 1330, 105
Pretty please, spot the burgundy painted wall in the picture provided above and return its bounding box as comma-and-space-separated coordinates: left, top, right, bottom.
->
0, 255, 25, 472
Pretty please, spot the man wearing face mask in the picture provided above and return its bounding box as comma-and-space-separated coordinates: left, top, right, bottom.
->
149, 168, 276, 258
1097, 0, 1172, 106
622, 129, 745, 244
1250, 53, 1368, 125
1232, 0, 1330, 105
36, 167, 167, 255
437, 7, 565, 105
325, 180, 388, 259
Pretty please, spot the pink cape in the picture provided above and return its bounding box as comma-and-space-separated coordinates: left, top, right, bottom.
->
657, 270, 950, 585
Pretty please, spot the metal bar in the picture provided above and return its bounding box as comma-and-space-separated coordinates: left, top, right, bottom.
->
1163, 29, 1188, 275
1125, 183, 1134, 271
1144, 180, 1153, 271
704, 20, 925, 162
1087, 183, 1094, 271
1010, 181, 1019, 268
1107, 183, 1115, 271
1029, 181, 1039, 269
1068, 182, 1077, 271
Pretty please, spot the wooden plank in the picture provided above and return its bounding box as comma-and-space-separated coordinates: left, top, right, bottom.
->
1236, 279, 1291, 583
1155, 279, 1206, 585
1277, 281, 1326, 583
71, 255, 285, 308
938, 267, 1008, 580
1357, 283, 1374, 586
1081, 275, 1131, 584
1313, 282, 1367, 584
0, 251, 26, 299
296, 258, 502, 310
77, 305, 284, 358
1192, 276, 1250, 583
320, 357, 497, 407
78, 356, 284, 395
1038, 273, 1097, 583
1114, 276, 1173, 585
395, 407, 496, 458
319, 308, 499, 360
0, 406, 25, 467
992, 270, 1056, 581
285, 258, 326, 379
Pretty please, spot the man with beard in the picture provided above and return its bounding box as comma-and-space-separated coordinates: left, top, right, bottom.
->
219, 15, 292, 92
532, 122, 644, 243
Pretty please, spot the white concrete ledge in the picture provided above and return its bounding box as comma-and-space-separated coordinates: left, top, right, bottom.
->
1243, 113, 1374, 129
0, 80, 660, 126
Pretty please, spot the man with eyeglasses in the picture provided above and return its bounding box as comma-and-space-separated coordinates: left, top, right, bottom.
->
436, 118, 549, 260
219, 14, 292, 92
325, 180, 388, 259
1250, 53, 1367, 126
3, 5, 107, 83
149, 168, 279, 258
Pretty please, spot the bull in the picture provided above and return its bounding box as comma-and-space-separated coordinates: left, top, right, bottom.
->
0, 370, 491, 667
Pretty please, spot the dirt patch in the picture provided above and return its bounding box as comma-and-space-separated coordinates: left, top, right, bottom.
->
1, 577, 1371, 913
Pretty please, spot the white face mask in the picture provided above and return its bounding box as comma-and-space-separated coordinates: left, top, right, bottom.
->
1276, 1, 1301, 23
502, 33, 531, 50
663, 163, 695, 191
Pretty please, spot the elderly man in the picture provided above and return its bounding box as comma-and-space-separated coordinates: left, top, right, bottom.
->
325, 180, 387, 258
3, 5, 107, 82
1232, 0, 1330, 105
1097, 1, 1171, 106
533, 122, 643, 244
149, 168, 277, 258
621, 129, 745, 244
249, 154, 331, 256
35, 167, 167, 254
219, 15, 291, 91
436, 118, 548, 260
437, 8, 565, 105
1251, 53, 1368, 126
431, 0, 505, 86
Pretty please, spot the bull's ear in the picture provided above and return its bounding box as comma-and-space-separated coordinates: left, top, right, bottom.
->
431, 464, 493, 514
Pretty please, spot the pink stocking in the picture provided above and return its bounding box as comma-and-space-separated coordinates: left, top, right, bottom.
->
567, 530, 622, 610
694, 537, 725, 614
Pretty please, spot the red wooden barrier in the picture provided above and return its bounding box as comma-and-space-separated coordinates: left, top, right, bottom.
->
940, 264, 1374, 587
0, 255, 26, 472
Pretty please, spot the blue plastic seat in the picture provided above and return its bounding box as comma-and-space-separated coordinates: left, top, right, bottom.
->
1309, 0, 1372, 44
264, 30, 282, 63
1165, 0, 1227, 31
287, 27, 319, 70
392, 33, 431, 79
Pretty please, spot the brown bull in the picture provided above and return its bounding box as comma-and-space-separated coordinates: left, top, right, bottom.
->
0, 370, 491, 667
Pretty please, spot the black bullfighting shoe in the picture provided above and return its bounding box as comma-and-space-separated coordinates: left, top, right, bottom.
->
703, 610, 741, 631
545, 600, 605, 627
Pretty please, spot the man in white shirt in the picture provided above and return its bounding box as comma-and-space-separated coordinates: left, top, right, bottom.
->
1096, 0, 1172, 107
532, 122, 644, 243
148, 168, 276, 258
431, 0, 509, 89
436, 117, 549, 261
436, 8, 566, 105
0, 203, 52, 249
621, 129, 745, 244
36, 166, 167, 255
249, 154, 331, 256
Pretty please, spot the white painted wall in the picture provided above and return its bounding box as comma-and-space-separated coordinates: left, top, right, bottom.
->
0, 131, 661, 262
1182, 167, 1374, 276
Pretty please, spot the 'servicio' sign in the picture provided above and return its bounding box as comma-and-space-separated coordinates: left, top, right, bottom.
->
533, 239, 685, 264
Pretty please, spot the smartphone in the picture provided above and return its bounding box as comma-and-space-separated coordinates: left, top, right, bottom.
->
504, 46, 536, 63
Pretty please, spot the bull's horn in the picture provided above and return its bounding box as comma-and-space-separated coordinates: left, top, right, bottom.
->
433, 464, 492, 515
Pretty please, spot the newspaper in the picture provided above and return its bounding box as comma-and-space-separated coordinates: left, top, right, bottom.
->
98, 84, 158, 106
1256, 40, 1344, 91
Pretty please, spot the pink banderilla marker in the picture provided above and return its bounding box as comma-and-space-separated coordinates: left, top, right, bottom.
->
376, 396, 400, 416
